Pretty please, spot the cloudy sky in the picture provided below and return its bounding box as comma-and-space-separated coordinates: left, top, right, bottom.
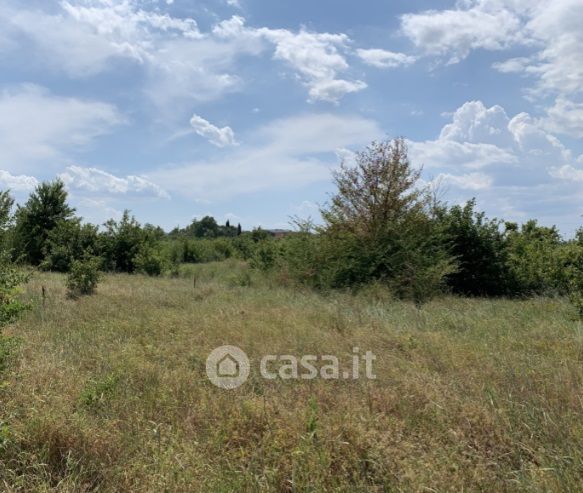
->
0, 0, 582, 234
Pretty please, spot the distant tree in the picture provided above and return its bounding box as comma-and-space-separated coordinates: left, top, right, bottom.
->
100, 211, 149, 273
226, 220, 230, 228
13, 180, 75, 265
191, 216, 219, 238
237, 223, 242, 236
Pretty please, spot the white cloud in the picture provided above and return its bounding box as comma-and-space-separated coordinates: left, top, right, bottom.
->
542, 98, 583, 139
401, 1, 525, 63
401, 0, 583, 101
214, 16, 367, 103
409, 100, 582, 231
1, 4, 367, 106
0, 84, 123, 173
60, 165, 169, 199
549, 165, 583, 182
190, 114, 237, 147
436, 172, 493, 190
147, 113, 382, 200
357, 48, 416, 69
410, 100, 572, 174
0, 170, 39, 191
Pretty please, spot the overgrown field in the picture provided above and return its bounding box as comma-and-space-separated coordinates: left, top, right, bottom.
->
1, 260, 582, 492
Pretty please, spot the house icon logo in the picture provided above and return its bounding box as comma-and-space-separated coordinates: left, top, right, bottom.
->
206, 346, 250, 389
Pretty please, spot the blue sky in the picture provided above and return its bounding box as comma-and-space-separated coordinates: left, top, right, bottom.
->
0, 0, 582, 235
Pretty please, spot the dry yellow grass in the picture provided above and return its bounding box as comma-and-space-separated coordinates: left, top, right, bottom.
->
1, 260, 582, 492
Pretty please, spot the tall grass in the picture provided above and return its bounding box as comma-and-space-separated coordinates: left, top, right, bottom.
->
0, 260, 581, 491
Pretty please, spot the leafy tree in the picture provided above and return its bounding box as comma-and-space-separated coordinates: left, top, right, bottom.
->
13, 180, 75, 265
310, 138, 456, 302
237, 223, 242, 236
100, 211, 150, 273
438, 199, 511, 296
505, 220, 563, 294
42, 220, 100, 272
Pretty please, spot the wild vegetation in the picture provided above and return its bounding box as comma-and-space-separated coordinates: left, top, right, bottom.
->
0, 138, 581, 491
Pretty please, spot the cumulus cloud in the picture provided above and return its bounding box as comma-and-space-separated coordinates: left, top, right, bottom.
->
357, 48, 417, 69
0, 170, 39, 191
542, 98, 583, 139
408, 100, 582, 231
147, 113, 382, 200
435, 172, 493, 191
1, 4, 369, 105
401, 1, 525, 63
0, 84, 123, 174
410, 100, 572, 175
190, 114, 237, 147
401, 0, 583, 103
60, 165, 169, 199
213, 16, 367, 103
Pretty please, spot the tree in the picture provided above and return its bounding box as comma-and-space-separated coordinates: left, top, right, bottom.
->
237, 223, 242, 236
42, 219, 100, 272
289, 138, 456, 302
323, 138, 426, 238
100, 211, 149, 273
438, 199, 511, 296
13, 180, 75, 265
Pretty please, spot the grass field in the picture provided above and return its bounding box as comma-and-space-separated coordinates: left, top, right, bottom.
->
1, 260, 582, 492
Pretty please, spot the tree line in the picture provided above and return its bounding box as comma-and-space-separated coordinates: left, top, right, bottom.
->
0, 138, 581, 314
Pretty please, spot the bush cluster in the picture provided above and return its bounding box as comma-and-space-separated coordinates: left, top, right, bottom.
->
3, 139, 582, 313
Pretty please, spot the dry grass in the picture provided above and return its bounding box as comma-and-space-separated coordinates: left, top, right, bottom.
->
1, 260, 582, 492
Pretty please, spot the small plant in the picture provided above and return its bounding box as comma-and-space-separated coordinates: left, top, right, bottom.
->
79, 374, 119, 411
66, 256, 101, 297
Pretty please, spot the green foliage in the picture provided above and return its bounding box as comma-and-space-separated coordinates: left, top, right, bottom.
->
79, 374, 119, 410
0, 256, 30, 326
42, 220, 100, 272
100, 211, 154, 273
0, 191, 30, 327
66, 256, 101, 297
169, 216, 239, 239
270, 138, 456, 304
438, 199, 511, 296
505, 220, 564, 295
13, 180, 75, 265
250, 239, 280, 271
134, 246, 165, 277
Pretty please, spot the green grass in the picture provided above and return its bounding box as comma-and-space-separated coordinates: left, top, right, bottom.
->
1, 260, 582, 492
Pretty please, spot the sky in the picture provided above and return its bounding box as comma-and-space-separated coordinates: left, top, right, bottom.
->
0, 0, 582, 235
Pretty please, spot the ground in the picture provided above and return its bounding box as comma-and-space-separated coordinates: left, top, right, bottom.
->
1, 260, 582, 492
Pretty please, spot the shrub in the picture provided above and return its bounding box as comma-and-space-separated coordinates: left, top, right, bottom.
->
134, 247, 164, 277
438, 199, 512, 296
0, 254, 30, 326
99, 211, 150, 273
66, 256, 101, 297
42, 220, 100, 272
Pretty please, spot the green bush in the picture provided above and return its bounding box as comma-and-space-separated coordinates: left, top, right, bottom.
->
66, 256, 101, 297
0, 256, 30, 326
134, 247, 165, 277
